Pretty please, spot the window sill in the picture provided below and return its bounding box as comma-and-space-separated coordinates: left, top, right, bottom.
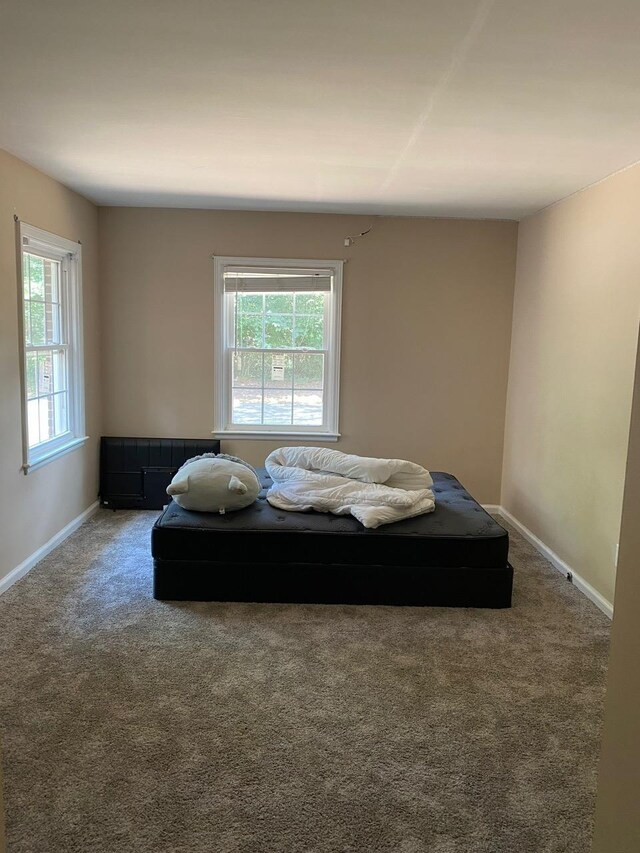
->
23, 436, 90, 474
212, 431, 340, 442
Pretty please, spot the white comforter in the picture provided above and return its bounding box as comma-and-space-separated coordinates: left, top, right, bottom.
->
265, 446, 435, 529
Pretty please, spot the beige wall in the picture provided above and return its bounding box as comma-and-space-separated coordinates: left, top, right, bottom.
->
502, 164, 640, 606
98, 207, 517, 502
592, 327, 640, 852
0, 149, 101, 586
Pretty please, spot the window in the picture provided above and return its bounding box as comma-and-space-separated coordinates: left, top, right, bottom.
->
213, 257, 343, 439
18, 223, 87, 472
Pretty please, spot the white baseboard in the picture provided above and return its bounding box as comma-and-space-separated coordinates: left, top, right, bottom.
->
0, 500, 100, 597
486, 504, 613, 619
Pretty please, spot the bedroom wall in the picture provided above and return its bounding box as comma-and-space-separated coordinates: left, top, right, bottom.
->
98, 207, 518, 502
0, 149, 101, 587
592, 332, 640, 853
501, 163, 640, 606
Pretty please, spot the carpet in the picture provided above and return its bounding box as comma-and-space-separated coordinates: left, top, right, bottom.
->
0, 509, 610, 853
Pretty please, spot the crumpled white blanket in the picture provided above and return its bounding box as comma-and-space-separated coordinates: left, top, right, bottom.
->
265, 446, 435, 529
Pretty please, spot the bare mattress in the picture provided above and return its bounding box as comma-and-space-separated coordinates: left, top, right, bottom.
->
151, 470, 512, 607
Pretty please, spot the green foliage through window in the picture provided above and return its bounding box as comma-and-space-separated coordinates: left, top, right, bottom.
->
235, 290, 325, 350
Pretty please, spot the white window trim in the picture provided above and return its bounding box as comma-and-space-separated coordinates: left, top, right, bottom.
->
17, 222, 88, 473
213, 256, 343, 440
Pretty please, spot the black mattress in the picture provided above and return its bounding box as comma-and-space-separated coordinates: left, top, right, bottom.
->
152, 470, 512, 607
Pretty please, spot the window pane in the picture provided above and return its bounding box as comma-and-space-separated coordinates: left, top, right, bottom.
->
265, 315, 293, 349
23, 255, 31, 293
294, 353, 324, 389
30, 300, 46, 345
237, 293, 263, 313
53, 392, 69, 436
27, 398, 40, 447
232, 389, 262, 424
46, 258, 61, 303
294, 314, 324, 349
38, 351, 54, 396
237, 313, 263, 348
23, 301, 32, 345
47, 303, 62, 345
265, 293, 293, 314
38, 396, 54, 444
264, 352, 293, 389
293, 391, 324, 425
24, 254, 64, 345
295, 293, 324, 314
26, 352, 38, 399
26, 254, 45, 299
263, 390, 293, 425
52, 349, 67, 393
232, 351, 262, 387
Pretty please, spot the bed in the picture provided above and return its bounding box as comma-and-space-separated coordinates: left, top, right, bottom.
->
151, 470, 512, 608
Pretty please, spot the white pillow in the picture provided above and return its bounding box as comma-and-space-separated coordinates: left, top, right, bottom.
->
166, 454, 260, 514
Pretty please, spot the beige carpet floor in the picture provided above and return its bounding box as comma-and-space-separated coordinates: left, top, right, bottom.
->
0, 508, 610, 853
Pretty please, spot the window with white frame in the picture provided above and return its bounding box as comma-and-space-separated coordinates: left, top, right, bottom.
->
213, 257, 343, 438
19, 223, 87, 472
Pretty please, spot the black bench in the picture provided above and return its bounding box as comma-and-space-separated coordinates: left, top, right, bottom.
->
151, 470, 512, 608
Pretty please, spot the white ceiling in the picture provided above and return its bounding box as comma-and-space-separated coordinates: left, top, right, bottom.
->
2, 0, 640, 219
